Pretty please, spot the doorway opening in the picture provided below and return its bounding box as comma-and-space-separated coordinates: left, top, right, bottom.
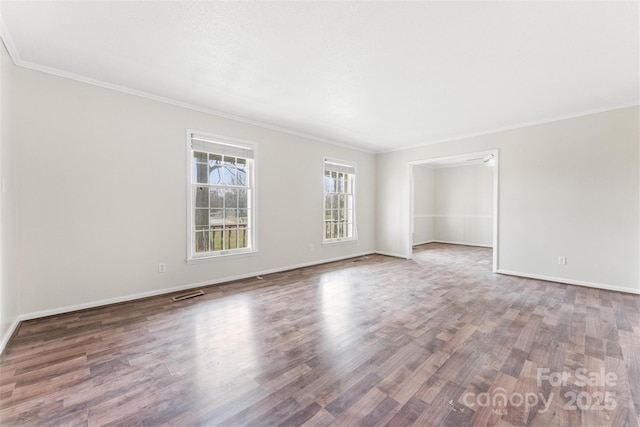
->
407, 149, 499, 272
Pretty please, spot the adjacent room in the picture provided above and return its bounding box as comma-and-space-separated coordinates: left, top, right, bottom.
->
411, 153, 496, 248
0, 1, 638, 426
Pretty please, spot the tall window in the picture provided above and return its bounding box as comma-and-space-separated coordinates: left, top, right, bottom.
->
324, 158, 356, 242
187, 132, 255, 260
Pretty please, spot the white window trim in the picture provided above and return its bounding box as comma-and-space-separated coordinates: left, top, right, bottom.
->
323, 157, 358, 245
186, 129, 258, 263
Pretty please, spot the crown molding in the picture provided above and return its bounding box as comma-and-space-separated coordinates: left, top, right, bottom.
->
382, 102, 640, 154
1, 14, 636, 156
0, 22, 374, 155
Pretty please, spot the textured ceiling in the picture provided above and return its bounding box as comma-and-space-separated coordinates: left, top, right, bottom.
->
1, 1, 638, 152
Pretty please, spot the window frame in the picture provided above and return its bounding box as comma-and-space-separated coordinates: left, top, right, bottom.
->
323, 157, 357, 245
186, 130, 257, 262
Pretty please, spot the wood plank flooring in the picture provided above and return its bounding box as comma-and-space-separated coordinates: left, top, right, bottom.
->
1, 243, 639, 426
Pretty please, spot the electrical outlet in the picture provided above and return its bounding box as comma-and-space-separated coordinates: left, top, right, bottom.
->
558, 256, 566, 265
158, 262, 166, 273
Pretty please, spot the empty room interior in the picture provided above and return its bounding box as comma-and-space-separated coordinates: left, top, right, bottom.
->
0, 1, 639, 426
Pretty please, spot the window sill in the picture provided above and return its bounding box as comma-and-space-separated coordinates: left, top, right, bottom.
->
186, 249, 258, 264
323, 238, 358, 246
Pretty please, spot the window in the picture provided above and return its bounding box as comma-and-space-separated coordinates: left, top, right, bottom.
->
187, 131, 255, 260
324, 158, 356, 243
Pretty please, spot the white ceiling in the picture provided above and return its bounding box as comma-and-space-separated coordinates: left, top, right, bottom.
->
1, 1, 638, 153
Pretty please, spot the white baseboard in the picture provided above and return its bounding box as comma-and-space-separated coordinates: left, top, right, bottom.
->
497, 269, 640, 295
0, 318, 21, 355
2, 251, 376, 353
429, 240, 493, 248
5, 252, 635, 355
375, 250, 411, 259
412, 240, 436, 246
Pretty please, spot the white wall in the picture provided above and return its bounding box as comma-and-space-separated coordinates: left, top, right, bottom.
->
378, 107, 640, 293
432, 164, 493, 246
2, 43, 638, 353
0, 42, 19, 346
9, 62, 376, 318
412, 166, 434, 245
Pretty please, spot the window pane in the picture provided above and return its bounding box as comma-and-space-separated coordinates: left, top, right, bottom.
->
338, 209, 345, 221
325, 195, 331, 210
224, 228, 237, 250
237, 158, 247, 186
223, 166, 236, 185
209, 154, 223, 184
332, 194, 339, 209
325, 222, 331, 239
339, 195, 345, 209
238, 226, 248, 248
210, 209, 223, 226
195, 164, 208, 184
195, 209, 209, 227
226, 208, 238, 225
223, 157, 236, 185
210, 188, 224, 208
225, 188, 238, 208
212, 227, 223, 251
194, 151, 207, 162
337, 173, 344, 193
209, 153, 223, 165
195, 231, 209, 253
324, 170, 332, 192
238, 209, 248, 224
238, 189, 248, 209
209, 166, 223, 184
338, 223, 344, 238
237, 227, 244, 249
325, 209, 331, 221
231, 228, 238, 249
194, 186, 208, 208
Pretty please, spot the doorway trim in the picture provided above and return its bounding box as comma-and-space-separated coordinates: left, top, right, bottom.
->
407, 149, 499, 272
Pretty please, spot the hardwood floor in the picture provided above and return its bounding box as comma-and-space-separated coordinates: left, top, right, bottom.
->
1, 243, 639, 426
